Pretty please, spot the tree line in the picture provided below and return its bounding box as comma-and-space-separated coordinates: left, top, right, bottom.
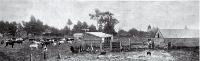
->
117, 25, 158, 38
0, 9, 157, 38
0, 15, 99, 37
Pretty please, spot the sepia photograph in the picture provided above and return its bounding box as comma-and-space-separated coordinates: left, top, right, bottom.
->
0, 0, 199, 61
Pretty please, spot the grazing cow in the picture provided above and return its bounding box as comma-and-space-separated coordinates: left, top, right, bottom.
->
29, 41, 41, 49
14, 38, 25, 44
147, 51, 151, 56
41, 41, 54, 47
30, 43, 39, 49
66, 38, 74, 41
52, 42, 57, 46
100, 51, 106, 55
67, 41, 72, 44
29, 39, 35, 41
5, 40, 15, 48
58, 40, 65, 45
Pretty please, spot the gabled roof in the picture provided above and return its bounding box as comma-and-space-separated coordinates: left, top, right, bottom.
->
159, 29, 199, 38
86, 32, 112, 38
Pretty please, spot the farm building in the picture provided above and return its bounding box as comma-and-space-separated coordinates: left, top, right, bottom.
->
73, 33, 84, 39
73, 32, 113, 52
154, 29, 199, 48
83, 32, 113, 51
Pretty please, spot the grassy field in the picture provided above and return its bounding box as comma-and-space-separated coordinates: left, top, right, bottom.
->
0, 39, 71, 61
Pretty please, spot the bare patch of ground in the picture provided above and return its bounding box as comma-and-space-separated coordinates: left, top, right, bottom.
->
47, 50, 175, 61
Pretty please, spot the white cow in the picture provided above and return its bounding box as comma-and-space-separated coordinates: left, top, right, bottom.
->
29, 41, 41, 49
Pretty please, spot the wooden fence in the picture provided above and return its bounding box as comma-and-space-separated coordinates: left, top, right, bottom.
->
111, 37, 149, 51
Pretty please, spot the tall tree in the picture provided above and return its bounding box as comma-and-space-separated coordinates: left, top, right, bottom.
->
67, 19, 73, 30
72, 21, 83, 33
23, 16, 45, 36
16, 23, 24, 37
88, 24, 97, 32
128, 28, 138, 37
8, 22, 17, 36
82, 21, 88, 29
117, 29, 130, 37
61, 25, 70, 35
89, 9, 119, 35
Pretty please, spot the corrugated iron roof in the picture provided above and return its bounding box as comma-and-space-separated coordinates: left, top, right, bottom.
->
159, 29, 199, 38
86, 32, 112, 37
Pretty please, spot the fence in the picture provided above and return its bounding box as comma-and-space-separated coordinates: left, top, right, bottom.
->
111, 37, 149, 51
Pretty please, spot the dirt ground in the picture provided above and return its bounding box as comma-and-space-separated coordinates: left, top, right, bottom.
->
47, 50, 175, 61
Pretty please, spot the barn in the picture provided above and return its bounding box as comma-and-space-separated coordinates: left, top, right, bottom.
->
154, 29, 199, 48
83, 32, 113, 52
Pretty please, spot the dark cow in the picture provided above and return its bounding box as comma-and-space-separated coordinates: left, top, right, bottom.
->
3, 38, 26, 48
5, 40, 15, 48
41, 41, 54, 47
66, 38, 74, 41
14, 38, 26, 44
147, 51, 151, 56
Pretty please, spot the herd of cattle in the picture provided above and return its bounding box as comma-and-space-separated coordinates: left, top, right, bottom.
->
0, 37, 74, 49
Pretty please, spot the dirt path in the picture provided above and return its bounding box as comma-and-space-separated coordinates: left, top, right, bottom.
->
47, 50, 175, 61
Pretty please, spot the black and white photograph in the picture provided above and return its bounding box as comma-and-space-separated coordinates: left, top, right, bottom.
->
0, 0, 199, 61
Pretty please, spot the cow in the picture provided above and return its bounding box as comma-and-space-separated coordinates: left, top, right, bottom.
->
147, 51, 151, 56
29, 41, 41, 49
4, 38, 26, 48
41, 41, 54, 47
14, 38, 26, 44
5, 40, 15, 48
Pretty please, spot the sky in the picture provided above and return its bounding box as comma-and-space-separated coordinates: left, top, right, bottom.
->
0, 0, 199, 31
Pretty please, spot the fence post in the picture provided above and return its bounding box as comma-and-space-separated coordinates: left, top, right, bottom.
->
44, 52, 46, 59
110, 40, 112, 51
120, 40, 122, 52
30, 54, 32, 61
57, 53, 61, 59
129, 38, 131, 50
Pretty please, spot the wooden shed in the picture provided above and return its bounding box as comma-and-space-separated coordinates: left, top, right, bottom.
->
83, 32, 113, 52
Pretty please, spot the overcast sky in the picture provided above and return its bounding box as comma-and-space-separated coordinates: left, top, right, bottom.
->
0, 0, 199, 31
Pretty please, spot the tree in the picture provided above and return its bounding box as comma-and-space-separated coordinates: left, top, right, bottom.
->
23, 16, 45, 36
88, 24, 97, 32
128, 28, 138, 37
89, 9, 119, 35
62, 25, 70, 35
16, 23, 25, 37
0, 21, 18, 37
117, 29, 130, 37
72, 21, 83, 33
148, 27, 158, 38
8, 22, 17, 36
67, 19, 73, 30
82, 21, 88, 29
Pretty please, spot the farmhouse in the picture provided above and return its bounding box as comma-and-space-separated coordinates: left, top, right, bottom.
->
154, 28, 199, 48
